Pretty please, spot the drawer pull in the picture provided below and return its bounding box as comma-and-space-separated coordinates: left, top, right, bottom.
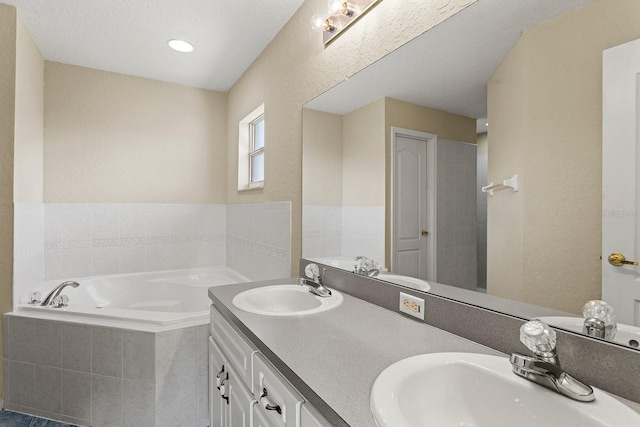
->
260, 388, 282, 415
219, 377, 229, 403
216, 365, 226, 389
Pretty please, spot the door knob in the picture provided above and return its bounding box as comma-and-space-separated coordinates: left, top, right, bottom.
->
607, 253, 638, 266
421, 229, 429, 235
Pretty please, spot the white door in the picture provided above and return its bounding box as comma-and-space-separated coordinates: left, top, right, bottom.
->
391, 128, 436, 281
602, 38, 640, 326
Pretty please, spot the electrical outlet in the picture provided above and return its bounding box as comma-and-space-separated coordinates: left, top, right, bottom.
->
399, 292, 425, 320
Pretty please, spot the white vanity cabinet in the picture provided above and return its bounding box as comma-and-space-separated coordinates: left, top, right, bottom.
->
209, 304, 330, 427
252, 353, 303, 426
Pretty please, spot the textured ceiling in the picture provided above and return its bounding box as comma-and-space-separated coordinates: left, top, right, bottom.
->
2, 0, 306, 91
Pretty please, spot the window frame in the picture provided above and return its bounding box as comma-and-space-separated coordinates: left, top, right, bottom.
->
248, 114, 265, 186
238, 104, 265, 191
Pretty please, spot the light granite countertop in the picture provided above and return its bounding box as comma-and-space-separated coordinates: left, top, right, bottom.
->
209, 278, 505, 426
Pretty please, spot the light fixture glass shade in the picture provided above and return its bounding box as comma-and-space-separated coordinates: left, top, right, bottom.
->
167, 39, 194, 53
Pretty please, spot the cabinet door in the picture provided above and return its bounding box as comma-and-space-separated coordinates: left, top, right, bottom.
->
253, 353, 303, 427
300, 404, 331, 427
209, 336, 228, 427
253, 403, 278, 427
212, 305, 256, 385
228, 364, 254, 427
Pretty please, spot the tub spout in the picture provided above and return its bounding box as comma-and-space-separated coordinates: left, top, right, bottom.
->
41, 281, 79, 306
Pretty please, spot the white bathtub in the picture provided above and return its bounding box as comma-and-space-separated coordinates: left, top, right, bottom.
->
16, 266, 250, 327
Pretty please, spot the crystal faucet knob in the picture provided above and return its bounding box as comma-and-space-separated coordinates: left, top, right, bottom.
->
582, 300, 617, 340
520, 320, 557, 356
28, 291, 42, 304
304, 263, 320, 280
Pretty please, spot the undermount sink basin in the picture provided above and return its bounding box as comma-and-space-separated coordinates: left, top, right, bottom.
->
370, 352, 640, 427
537, 316, 640, 348
377, 274, 430, 291
232, 284, 343, 316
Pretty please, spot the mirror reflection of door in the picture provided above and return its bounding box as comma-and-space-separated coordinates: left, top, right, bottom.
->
391, 128, 436, 281
602, 37, 640, 326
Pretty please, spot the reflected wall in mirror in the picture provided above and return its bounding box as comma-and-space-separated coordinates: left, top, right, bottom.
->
302, 0, 640, 347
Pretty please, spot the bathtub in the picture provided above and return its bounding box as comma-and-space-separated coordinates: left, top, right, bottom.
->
16, 266, 250, 327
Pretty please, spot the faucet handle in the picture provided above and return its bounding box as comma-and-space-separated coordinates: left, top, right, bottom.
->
304, 263, 320, 281
28, 291, 42, 304
582, 300, 617, 340
520, 320, 557, 357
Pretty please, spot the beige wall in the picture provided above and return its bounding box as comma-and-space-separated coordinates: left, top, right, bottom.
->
0, 4, 17, 399
384, 97, 477, 144
487, 0, 640, 313
226, 0, 476, 275
343, 98, 385, 207
0, 4, 43, 399
302, 109, 343, 206
14, 14, 44, 203
44, 62, 227, 203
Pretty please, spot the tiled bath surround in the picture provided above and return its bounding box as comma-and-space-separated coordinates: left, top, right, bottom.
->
2, 315, 209, 427
7, 202, 291, 426
43, 204, 227, 280
12, 202, 291, 303
302, 205, 384, 266
226, 202, 292, 281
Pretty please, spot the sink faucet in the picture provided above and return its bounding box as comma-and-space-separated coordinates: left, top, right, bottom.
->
510, 320, 595, 402
353, 256, 380, 277
298, 263, 332, 297
41, 281, 79, 307
582, 300, 617, 340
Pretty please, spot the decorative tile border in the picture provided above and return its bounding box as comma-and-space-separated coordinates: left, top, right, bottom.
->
44, 234, 225, 250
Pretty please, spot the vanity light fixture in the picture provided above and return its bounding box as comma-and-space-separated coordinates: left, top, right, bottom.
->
322, 0, 381, 46
323, 18, 337, 33
340, 2, 356, 17
167, 39, 194, 53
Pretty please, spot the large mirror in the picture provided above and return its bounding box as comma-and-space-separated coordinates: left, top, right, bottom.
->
302, 0, 640, 349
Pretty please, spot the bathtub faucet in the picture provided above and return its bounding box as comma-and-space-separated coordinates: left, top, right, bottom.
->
41, 281, 79, 307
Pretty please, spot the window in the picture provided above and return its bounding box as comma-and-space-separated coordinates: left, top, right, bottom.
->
238, 104, 265, 190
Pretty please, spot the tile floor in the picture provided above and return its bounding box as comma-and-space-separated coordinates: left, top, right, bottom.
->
0, 410, 76, 427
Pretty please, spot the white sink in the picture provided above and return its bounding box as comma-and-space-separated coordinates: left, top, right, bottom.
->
370, 352, 640, 427
232, 284, 343, 316
537, 316, 640, 348
377, 274, 430, 291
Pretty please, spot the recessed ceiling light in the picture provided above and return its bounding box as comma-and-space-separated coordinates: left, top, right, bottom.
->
167, 39, 194, 53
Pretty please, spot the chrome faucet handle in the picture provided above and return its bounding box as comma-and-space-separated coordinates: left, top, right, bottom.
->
520, 320, 559, 365
582, 300, 617, 340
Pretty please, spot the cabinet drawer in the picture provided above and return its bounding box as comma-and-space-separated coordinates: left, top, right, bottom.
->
253, 352, 303, 427
211, 305, 256, 385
